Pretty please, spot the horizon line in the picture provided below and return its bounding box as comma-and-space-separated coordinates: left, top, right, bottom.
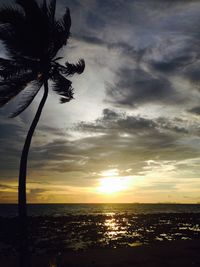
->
0, 202, 200, 205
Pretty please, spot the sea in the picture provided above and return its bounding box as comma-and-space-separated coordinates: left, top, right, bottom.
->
1, 203, 200, 217
0, 203, 200, 255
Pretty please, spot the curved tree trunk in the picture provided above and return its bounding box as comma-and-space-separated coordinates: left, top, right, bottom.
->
18, 80, 49, 267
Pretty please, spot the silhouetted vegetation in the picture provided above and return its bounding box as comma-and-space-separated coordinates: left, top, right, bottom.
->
0, 0, 85, 266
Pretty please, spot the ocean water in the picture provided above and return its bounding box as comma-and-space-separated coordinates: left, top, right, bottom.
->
0, 203, 200, 217
0, 204, 200, 254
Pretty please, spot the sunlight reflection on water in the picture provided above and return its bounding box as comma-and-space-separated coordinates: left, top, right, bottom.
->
104, 215, 128, 238
0, 211, 200, 255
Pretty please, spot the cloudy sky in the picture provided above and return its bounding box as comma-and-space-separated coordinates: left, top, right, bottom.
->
1, 0, 200, 203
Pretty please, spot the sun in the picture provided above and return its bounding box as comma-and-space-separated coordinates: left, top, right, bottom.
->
98, 177, 128, 194
97, 169, 131, 194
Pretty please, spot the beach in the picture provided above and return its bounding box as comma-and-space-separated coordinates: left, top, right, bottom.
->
1, 240, 200, 267
0, 204, 200, 266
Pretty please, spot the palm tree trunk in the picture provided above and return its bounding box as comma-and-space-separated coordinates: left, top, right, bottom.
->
18, 80, 49, 267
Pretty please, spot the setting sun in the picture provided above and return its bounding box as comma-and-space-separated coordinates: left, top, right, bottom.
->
97, 169, 131, 194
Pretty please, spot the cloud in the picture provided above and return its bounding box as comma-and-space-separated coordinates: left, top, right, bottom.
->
0, 184, 16, 190
188, 106, 200, 115
78, 1, 199, 110
77, 108, 191, 136
1, 0, 200, 202
107, 67, 179, 107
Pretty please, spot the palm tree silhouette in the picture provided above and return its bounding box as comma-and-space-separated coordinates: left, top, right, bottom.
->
0, 0, 85, 266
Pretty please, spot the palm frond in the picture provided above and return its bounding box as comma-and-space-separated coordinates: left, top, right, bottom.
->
0, 5, 25, 25
41, 0, 56, 25
64, 59, 85, 75
0, 1, 84, 114
16, 0, 40, 17
0, 1, 72, 62
52, 73, 73, 103
51, 8, 71, 55
10, 79, 43, 117
48, 0, 56, 23
53, 57, 63, 62
42, 0, 47, 14
61, 8, 71, 37
0, 23, 16, 43
0, 58, 32, 79
0, 72, 36, 107
0, 21, 36, 59
50, 59, 85, 78
0, 1, 48, 59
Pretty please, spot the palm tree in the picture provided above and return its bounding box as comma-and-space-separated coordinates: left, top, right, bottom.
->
0, 0, 85, 265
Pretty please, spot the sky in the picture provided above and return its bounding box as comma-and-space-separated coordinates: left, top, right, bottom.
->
1, 0, 200, 203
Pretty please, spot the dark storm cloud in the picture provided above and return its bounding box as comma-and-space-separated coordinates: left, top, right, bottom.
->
77, 109, 190, 136
183, 62, 200, 84
147, 39, 200, 87
188, 106, 200, 115
150, 54, 196, 74
105, 35, 200, 108
156, 117, 189, 134
77, 108, 157, 133
106, 68, 180, 107
102, 108, 121, 120
72, 0, 200, 109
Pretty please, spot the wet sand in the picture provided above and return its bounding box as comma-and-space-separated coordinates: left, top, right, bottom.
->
1, 240, 200, 267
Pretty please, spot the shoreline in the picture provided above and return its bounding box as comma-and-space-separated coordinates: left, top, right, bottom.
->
1, 239, 200, 267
